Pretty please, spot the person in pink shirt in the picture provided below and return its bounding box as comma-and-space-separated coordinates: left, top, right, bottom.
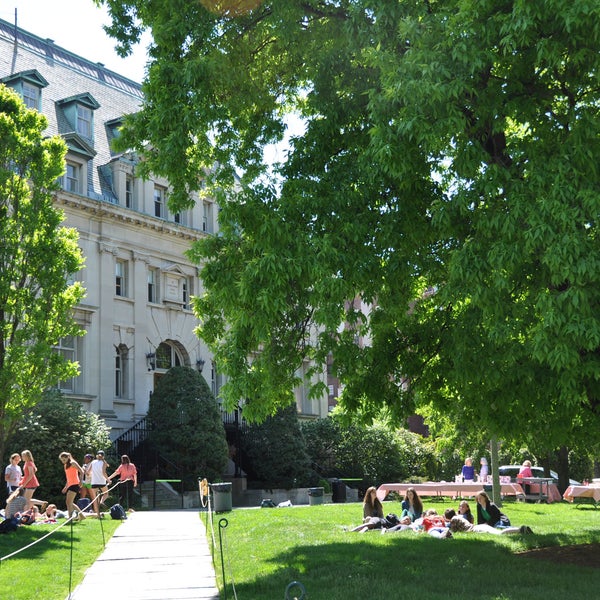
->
108, 455, 138, 510
518, 460, 534, 478
19, 449, 47, 511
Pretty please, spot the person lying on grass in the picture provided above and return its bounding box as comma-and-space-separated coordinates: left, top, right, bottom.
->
449, 515, 533, 535
383, 509, 452, 538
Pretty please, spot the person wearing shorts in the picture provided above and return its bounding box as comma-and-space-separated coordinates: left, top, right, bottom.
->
59, 452, 84, 519
89, 450, 109, 516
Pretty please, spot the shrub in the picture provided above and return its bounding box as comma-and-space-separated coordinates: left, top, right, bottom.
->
147, 366, 229, 487
5, 389, 111, 507
241, 404, 312, 489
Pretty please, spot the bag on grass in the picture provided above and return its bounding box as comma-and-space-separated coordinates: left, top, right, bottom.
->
384, 513, 400, 527
110, 504, 127, 520
77, 498, 91, 511
0, 517, 19, 533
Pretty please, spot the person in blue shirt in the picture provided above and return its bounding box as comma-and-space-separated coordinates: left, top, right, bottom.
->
400, 487, 423, 522
461, 457, 475, 481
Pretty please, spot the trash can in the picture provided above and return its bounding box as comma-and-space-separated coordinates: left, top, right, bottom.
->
211, 482, 233, 512
308, 487, 324, 506
331, 479, 346, 503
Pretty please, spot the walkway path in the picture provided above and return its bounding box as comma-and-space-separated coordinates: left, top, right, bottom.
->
68, 510, 219, 600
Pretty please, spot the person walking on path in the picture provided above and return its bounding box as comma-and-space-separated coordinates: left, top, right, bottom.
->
108, 454, 138, 510
89, 450, 110, 516
59, 452, 85, 519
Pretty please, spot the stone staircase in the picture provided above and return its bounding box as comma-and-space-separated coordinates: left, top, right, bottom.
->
140, 480, 184, 510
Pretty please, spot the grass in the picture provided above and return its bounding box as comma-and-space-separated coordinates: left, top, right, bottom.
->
210, 499, 600, 600
0, 517, 121, 599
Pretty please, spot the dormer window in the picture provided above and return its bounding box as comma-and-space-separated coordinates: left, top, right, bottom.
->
1, 69, 48, 111
77, 104, 93, 138
56, 92, 100, 142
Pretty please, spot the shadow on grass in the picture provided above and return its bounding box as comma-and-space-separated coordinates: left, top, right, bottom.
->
225, 533, 600, 600
0, 522, 98, 561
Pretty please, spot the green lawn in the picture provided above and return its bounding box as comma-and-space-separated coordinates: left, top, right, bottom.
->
0, 518, 121, 599
210, 499, 600, 600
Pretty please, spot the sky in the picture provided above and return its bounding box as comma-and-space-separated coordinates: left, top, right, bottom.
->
1, 0, 150, 82
2, 0, 302, 162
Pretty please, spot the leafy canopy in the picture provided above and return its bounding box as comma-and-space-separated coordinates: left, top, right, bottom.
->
99, 1, 600, 446
0, 85, 85, 461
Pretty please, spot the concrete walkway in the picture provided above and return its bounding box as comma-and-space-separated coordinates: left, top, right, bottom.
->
68, 510, 219, 600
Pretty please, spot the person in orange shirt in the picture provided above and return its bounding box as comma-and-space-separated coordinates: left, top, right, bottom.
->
59, 452, 85, 519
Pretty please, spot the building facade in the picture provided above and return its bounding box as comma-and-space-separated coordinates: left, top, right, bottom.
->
0, 18, 328, 439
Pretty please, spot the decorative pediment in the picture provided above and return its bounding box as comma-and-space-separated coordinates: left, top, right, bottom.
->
56, 92, 100, 110
1, 69, 49, 88
63, 132, 96, 158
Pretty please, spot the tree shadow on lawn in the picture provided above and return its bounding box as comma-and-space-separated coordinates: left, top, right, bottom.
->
229, 534, 600, 600
0, 523, 91, 560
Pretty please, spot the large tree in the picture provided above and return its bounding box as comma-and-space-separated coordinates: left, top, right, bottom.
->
100, 2, 600, 462
0, 85, 85, 461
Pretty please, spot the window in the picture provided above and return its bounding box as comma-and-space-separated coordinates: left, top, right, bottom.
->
115, 345, 128, 398
182, 277, 193, 310
63, 161, 81, 193
211, 362, 224, 400
22, 82, 40, 110
1, 70, 48, 111
155, 342, 183, 370
56, 336, 76, 392
125, 175, 134, 208
154, 185, 166, 218
76, 104, 93, 138
148, 268, 159, 303
115, 260, 127, 297
202, 202, 210, 232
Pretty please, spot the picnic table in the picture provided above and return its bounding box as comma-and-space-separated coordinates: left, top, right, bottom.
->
376, 481, 524, 502
516, 477, 561, 503
563, 484, 600, 508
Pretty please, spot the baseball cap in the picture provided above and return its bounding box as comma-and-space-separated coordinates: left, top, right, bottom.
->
96, 450, 105, 456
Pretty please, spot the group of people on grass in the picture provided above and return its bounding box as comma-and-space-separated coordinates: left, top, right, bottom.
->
2, 449, 138, 529
351, 486, 533, 537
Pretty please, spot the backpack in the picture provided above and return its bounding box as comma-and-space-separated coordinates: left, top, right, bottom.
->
77, 498, 92, 511
384, 513, 400, 528
0, 517, 19, 533
110, 504, 127, 520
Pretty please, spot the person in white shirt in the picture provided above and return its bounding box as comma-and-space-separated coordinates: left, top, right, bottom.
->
89, 450, 110, 517
4, 453, 23, 493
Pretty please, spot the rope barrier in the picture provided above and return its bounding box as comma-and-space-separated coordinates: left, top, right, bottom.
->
0, 512, 78, 563
0, 477, 127, 567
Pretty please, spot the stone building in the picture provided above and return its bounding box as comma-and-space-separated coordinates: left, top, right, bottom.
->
0, 17, 329, 444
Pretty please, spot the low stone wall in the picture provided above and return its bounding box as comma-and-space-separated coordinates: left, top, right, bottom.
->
176, 480, 360, 509
234, 485, 360, 507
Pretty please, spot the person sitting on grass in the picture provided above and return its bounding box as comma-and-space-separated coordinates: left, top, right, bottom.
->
457, 500, 474, 524
350, 486, 387, 532
5, 486, 27, 519
475, 491, 511, 528
400, 487, 423, 523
